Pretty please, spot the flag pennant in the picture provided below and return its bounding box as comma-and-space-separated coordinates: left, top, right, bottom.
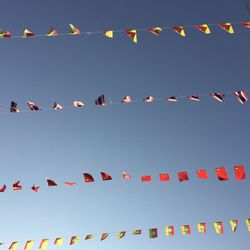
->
70, 236, 79, 245
187, 95, 200, 101
215, 167, 229, 181
118, 231, 126, 239
73, 100, 85, 107
46, 179, 57, 186
234, 165, 246, 180
101, 172, 112, 181
39, 239, 49, 249
210, 93, 225, 102
242, 21, 250, 28
101, 233, 110, 241
218, 23, 234, 33
197, 223, 206, 234
85, 234, 94, 240
141, 175, 151, 182
83, 173, 95, 183
125, 29, 137, 43
121, 96, 132, 104
8, 242, 19, 250
196, 169, 208, 179
23, 28, 35, 38
53, 102, 63, 110
165, 226, 174, 236
27, 101, 40, 111
95, 95, 106, 106
64, 181, 76, 186
46, 27, 58, 37
171, 26, 185, 37
178, 171, 189, 182
213, 222, 224, 234
195, 24, 211, 34
143, 96, 154, 103
13, 181, 22, 191
54, 237, 64, 246
0, 184, 7, 192
246, 218, 250, 231
10, 101, 21, 113
149, 228, 158, 238
0, 31, 11, 38
24, 240, 34, 250
122, 172, 132, 179
230, 219, 238, 232
148, 27, 162, 36
102, 30, 113, 38
133, 229, 142, 235
31, 185, 40, 192
69, 24, 80, 35
233, 90, 248, 104
181, 225, 191, 235
165, 96, 177, 102
160, 173, 170, 181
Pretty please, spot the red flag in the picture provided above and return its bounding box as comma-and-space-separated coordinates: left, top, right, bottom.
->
101, 172, 112, 181
83, 173, 94, 183
178, 172, 189, 182
64, 182, 76, 186
46, 179, 57, 186
122, 172, 132, 179
141, 175, 151, 182
215, 167, 229, 181
13, 181, 22, 190
31, 185, 40, 192
196, 169, 208, 179
159, 173, 170, 181
0, 184, 7, 192
234, 165, 246, 180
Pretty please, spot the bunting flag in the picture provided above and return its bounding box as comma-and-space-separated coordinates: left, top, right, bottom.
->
171, 26, 185, 37
24, 240, 34, 250
117, 231, 126, 239
73, 100, 85, 107
0, 184, 7, 192
159, 173, 170, 181
95, 95, 106, 106
178, 171, 189, 182
242, 21, 250, 28
83, 173, 95, 183
133, 229, 142, 235
101, 172, 112, 181
165, 96, 178, 102
214, 222, 224, 234
215, 167, 229, 181
53, 102, 63, 110
143, 96, 154, 103
234, 165, 246, 180
197, 223, 206, 234
149, 228, 158, 238
165, 226, 174, 236
13, 181, 22, 191
121, 96, 132, 104
196, 169, 208, 179
102, 30, 113, 38
141, 175, 151, 182
100, 233, 109, 241
27, 101, 40, 111
85, 235, 94, 240
10, 101, 21, 113
233, 90, 248, 104
181, 225, 191, 235
195, 24, 211, 34
54, 237, 64, 246
46, 179, 57, 186
23, 28, 35, 38
218, 23, 234, 34
31, 185, 40, 192
210, 92, 225, 102
246, 218, 250, 231
70, 236, 79, 245
122, 172, 132, 179
64, 181, 76, 186
0, 31, 11, 38
69, 24, 80, 35
230, 219, 238, 232
187, 95, 200, 101
39, 239, 49, 249
46, 27, 58, 36
148, 27, 162, 36
124, 29, 137, 43
8, 242, 19, 250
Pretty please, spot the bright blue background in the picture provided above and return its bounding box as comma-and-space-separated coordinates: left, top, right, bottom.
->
0, 0, 249, 249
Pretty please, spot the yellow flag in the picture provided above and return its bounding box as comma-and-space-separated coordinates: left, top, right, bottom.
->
39, 239, 49, 249
246, 218, 250, 231
195, 24, 211, 34
8, 242, 19, 250
230, 219, 238, 232
102, 30, 113, 38
54, 237, 64, 246
70, 236, 79, 245
213, 222, 224, 234
24, 240, 34, 250
218, 23, 234, 34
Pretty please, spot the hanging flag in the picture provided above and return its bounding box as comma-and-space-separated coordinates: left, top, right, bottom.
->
38, 239, 49, 249
124, 29, 137, 43
0, 31, 11, 38
46, 179, 57, 186
64, 181, 76, 186
195, 24, 211, 34
181, 225, 191, 235
31, 185, 40, 192
165, 225, 174, 236
210, 93, 225, 102
143, 96, 154, 102
218, 23, 234, 34
95, 95, 106, 106
159, 173, 170, 181
73, 100, 85, 107
246, 218, 250, 231
46, 27, 58, 37
234, 165, 246, 180
85, 234, 94, 240
0, 184, 7, 192
53, 102, 63, 110
54, 238, 64, 246
187, 95, 200, 101
121, 96, 132, 104
233, 90, 248, 104
70, 236, 79, 245
215, 167, 229, 181
83, 173, 95, 183
196, 169, 208, 179
171, 26, 185, 37
141, 175, 151, 182
178, 171, 189, 182
213, 222, 224, 234
8, 242, 19, 250
24, 240, 34, 250
197, 223, 206, 234
102, 30, 113, 38
100, 233, 110, 241
69, 24, 80, 35
118, 231, 126, 239
165, 96, 177, 102
10, 101, 21, 113
122, 172, 132, 179
133, 229, 142, 235
149, 228, 158, 238
230, 219, 238, 232
241, 21, 250, 28
101, 172, 112, 181
148, 27, 162, 36
13, 181, 22, 191
27, 101, 40, 111
23, 28, 35, 38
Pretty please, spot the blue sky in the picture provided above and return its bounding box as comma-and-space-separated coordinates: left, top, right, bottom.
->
0, 0, 249, 249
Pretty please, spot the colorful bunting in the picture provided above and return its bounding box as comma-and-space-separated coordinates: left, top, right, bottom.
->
171, 26, 185, 37
181, 225, 191, 235
83, 173, 95, 183
213, 222, 224, 234
100, 233, 109, 241
53, 102, 63, 110
73, 100, 85, 107
13, 181, 22, 191
141, 175, 151, 182
95, 95, 106, 106
246, 218, 250, 231
196, 169, 208, 179
46, 179, 57, 186
187, 95, 200, 101
10, 101, 21, 113
230, 219, 238, 232
148, 27, 162, 36
118, 231, 126, 239
210, 92, 225, 102
215, 167, 229, 181
133, 229, 142, 235
8, 242, 19, 250
101, 172, 112, 181
121, 96, 132, 104
64, 181, 76, 186
46, 27, 58, 37
234, 165, 246, 180
54, 237, 64, 246
102, 30, 113, 38
27, 101, 40, 111
24, 240, 34, 250
159, 173, 170, 181
218, 23, 234, 34
124, 29, 137, 43
233, 90, 248, 104
143, 96, 154, 103
69, 24, 80, 35
31, 185, 40, 192
85, 234, 94, 240
242, 21, 250, 28
178, 171, 189, 182
0, 31, 11, 38
197, 223, 206, 234
149, 228, 158, 238
165, 96, 178, 102
0, 184, 7, 192
70, 236, 79, 245
165, 226, 174, 236
195, 24, 211, 34
122, 172, 132, 179
23, 28, 35, 38
39, 239, 49, 249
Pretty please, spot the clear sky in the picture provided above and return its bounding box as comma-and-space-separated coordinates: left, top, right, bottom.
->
0, 0, 249, 249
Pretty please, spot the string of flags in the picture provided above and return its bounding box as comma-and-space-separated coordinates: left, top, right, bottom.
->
1, 165, 247, 193
0, 21, 250, 43
3, 89, 249, 115
2, 218, 250, 249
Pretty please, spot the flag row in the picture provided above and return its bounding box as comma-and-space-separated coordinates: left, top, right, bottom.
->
4, 90, 249, 114
0, 22, 250, 43
0, 165, 247, 193
3, 218, 250, 249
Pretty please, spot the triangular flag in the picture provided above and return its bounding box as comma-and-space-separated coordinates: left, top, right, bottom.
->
213, 222, 224, 234
53, 102, 63, 110
39, 239, 49, 249
70, 236, 79, 245
215, 167, 229, 181
124, 29, 137, 43
83, 173, 95, 183
100, 233, 109, 241
101, 172, 112, 181
165, 226, 174, 236
234, 165, 246, 180
165, 96, 177, 102
27, 101, 40, 111
23, 28, 35, 38
8, 242, 19, 250
242, 21, 250, 28
195, 24, 211, 34
148, 27, 162, 36
118, 231, 126, 239
233, 90, 248, 104
171, 26, 185, 37
197, 223, 206, 234
121, 96, 132, 103
102, 30, 113, 38
69, 24, 80, 35
24, 240, 34, 250
218, 23, 234, 34
210, 93, 225, 102
187, 95, 200, 101
46, 27, 58, 37
181, 225, 191, 235
46, 179, 57, 186
54, 237, 64, 246
13, 181, 22, 191
230, 219, 238, 232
